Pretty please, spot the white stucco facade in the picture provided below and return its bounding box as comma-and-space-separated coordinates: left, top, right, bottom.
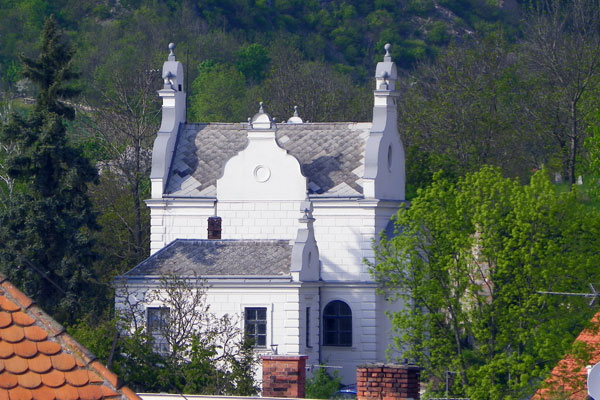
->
118, 43, 407, 385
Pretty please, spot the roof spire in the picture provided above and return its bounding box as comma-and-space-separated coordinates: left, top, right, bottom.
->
168, 42, 176, 61
287, 105, 303, 124
384, 43, 392, 62
249, 101, 274, 129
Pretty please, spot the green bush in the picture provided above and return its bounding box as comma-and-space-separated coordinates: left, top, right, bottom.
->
306, 368, 341, 399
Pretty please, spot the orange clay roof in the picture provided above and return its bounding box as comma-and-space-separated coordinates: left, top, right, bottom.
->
0, 273, 141, 400
533, 312, 600, 399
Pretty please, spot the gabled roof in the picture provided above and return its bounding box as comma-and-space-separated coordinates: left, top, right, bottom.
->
533, 313, 600, 399
123, 239, 293, 278
0, 274, 140, 400
164, 122, 370, 198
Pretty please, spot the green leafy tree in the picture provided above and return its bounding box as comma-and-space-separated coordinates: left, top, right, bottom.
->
188, 61, 247, 123
521, 0, 600, 184
236, 43, 270, 84
398, 34, 544, 196
0, 16, 100, 324
371, 167, 600, 399
306, 368, 341, 399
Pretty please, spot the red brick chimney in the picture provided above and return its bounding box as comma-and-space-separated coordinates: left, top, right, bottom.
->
261, 355, 307, 398
207, 216, 222, 239
357, 363, 421, 400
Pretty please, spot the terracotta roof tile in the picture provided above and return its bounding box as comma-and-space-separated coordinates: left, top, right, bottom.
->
14, 341, 37, 359
54, 384, 79, 400
24, 326, 48, 342
4, 356, 28, 374
40, 370, 64, 388
88, 372, 102, 384
0, 282, 33, 310
8, 385, 32, 400
99, 385, 119, 397
0, 343, 14, 359
0, 274, 141, 400
31, 385, 55, 400
2, 326, 24, 343
77, 385, 103, 400
0, 372, 17, 389
50, 354, 76, 372
36, 342, 59, 356
534, 312, 600, 399
12, 313, 34, 327
0, 315, 11, 330
17, 371, 41, 389
0, 299, 19, 313
89, 362, 121, 390
119, 386, 140, 399
65, 369, 89, 387
28, 355, 51, 374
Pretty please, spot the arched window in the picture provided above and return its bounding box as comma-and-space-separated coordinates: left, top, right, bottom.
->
323, 300, 352, 346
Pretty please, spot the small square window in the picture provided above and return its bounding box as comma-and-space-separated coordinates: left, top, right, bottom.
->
245, 307, 267, 347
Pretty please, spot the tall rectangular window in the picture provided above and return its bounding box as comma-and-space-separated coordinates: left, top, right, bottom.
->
147, 307, 170, 354
306, 307, 312, 348
245, 307, 267, 347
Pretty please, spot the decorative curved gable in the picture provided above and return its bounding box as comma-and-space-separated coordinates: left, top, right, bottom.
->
217, 116, 307, 201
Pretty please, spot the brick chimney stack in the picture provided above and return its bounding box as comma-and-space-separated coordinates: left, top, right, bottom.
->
207, 216, 222, 239
261, 355, 307, 398
357, 363, 421, 400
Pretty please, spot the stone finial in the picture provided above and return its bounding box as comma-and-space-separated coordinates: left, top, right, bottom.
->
168, 42, 176, 61
384, 43, 392, 61
287, 105, 303, 124
250, 101, 274, 129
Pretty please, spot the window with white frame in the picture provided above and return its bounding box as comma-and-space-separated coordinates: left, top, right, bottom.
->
244, 307, 267, 347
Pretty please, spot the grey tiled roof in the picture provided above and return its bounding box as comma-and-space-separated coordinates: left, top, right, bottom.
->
164, 122, 370, 197
123, 239, 292, 277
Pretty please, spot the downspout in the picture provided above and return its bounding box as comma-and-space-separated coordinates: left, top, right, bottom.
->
318, 285, 322, 366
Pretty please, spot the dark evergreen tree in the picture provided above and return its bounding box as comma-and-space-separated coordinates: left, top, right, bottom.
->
0, 16, 100, 324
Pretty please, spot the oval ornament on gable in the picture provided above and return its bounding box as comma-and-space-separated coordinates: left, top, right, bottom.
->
254, 165, 271, 182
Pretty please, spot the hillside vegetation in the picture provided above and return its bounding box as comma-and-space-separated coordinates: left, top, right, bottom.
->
1, 1, 600, 397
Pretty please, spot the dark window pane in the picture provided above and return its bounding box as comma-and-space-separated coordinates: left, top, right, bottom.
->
322, 301, 352, 347
245, 307, 267, 348
340, 332, 352, 346
257, 335, 266, 346
340, 319, 352, 331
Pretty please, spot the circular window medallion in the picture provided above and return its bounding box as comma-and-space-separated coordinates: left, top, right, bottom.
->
253, 165, 271, 182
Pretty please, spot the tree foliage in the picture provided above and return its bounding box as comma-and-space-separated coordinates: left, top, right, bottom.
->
371, 167, 600, 399
521, 0, 600, 184
306, 368, 342, 399
0, 16, 100, 324
188, 61, 248, 123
